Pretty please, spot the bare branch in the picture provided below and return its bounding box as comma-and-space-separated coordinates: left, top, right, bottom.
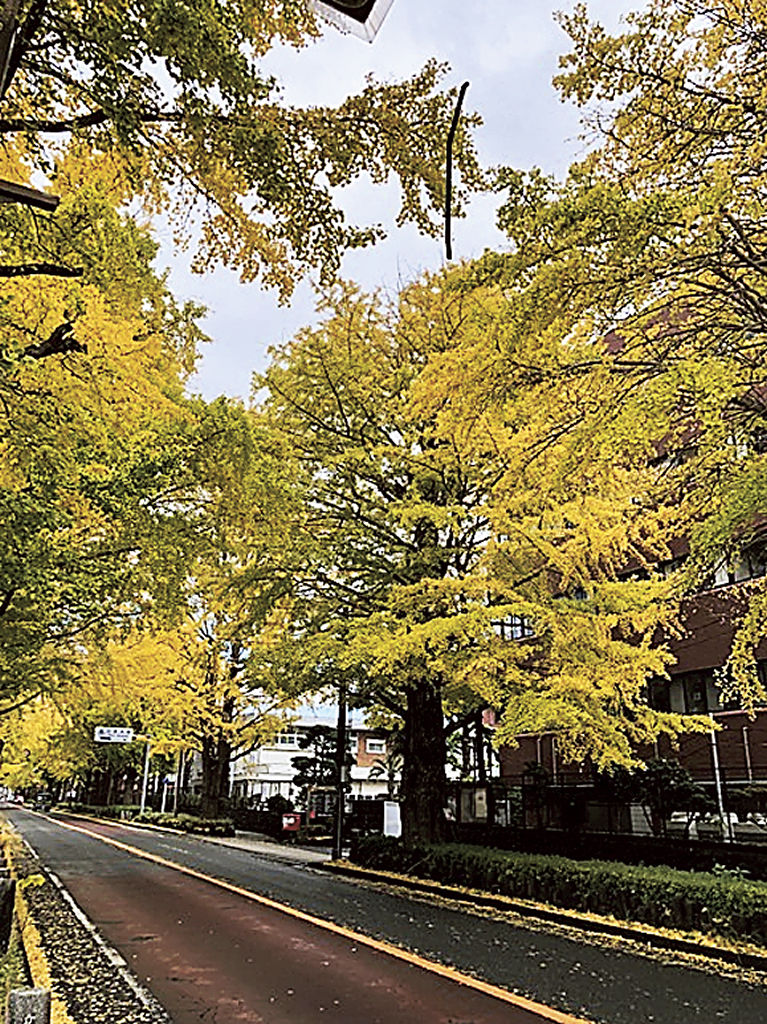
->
0, 108, 181, 134
0, 262, 82, 278
23, 321, 86, 360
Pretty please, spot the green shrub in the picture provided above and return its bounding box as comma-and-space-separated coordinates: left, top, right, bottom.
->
56, 802, 141, 820
350, 836, 767, 943
55, 802, 234, 836
134, 811, 235, 837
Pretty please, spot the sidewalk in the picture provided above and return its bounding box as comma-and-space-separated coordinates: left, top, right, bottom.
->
49, 808, 333, 867
203, 830, 332, 865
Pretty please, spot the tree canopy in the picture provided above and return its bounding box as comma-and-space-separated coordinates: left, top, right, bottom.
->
0, 141, 204, 713
3, 0, 484, 298
255, 281, 498, 842
0, 1, 488, 816
474, 0, 767, 717
7, 1, 767, 847
253, 270, 716, 841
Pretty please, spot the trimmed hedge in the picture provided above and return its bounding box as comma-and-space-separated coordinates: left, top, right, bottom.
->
134, 811, 235, 836
351, 836, 767, 943
56, 803, 234, 837
56, 803, 141, 820
454, 824, 767, 881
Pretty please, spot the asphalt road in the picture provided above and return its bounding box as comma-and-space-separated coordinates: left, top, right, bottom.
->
6, 809, 767, 1024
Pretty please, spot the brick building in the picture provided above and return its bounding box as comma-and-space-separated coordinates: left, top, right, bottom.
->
500, 558, 767, 794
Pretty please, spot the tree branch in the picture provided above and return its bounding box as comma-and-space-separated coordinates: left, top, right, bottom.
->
23, 321, 86, 359
1, 0, 47, 99
444, 706, 484, 737
0, 262, 82, 279
0, 108, 181, 134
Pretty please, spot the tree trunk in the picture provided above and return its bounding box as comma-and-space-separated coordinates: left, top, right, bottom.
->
400, 681, 448, 846
200, 730, 231, 818
200, 693, 235, 819
91, 770, 109, 805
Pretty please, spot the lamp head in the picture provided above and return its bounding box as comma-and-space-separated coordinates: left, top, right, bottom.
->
311, 0, 394, 41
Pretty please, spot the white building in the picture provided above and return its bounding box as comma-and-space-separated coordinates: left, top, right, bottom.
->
229, 706, 396, 805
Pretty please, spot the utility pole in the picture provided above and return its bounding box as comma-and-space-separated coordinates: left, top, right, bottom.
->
139, 740, 151, 815
0, 0, 20, 99
332, 683, 348, 860
709, 715, 731, 840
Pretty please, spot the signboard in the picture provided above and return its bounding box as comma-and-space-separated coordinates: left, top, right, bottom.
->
93, 726, 134, 744
383, 800, 401, 837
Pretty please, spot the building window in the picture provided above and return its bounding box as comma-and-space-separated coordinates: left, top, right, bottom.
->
274, 731, 300, 747
365, 738, 386, 755
757, 660, 767, 689
647, 677, 672, 713
680, 671, 710, 714
708, 543, 767, 589
752, 427, 767, 454
492, 614, 535, 640
746, 545, 767, 579
658, 556, 686, 578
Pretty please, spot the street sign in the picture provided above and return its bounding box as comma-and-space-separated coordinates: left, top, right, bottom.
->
93, 726, 134, 744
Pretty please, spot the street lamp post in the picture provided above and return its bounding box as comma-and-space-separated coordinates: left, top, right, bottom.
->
332, 683, 348, 860
139, 739, 152, 815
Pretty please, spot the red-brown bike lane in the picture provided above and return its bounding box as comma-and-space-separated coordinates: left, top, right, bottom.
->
16, 813, 589, 1024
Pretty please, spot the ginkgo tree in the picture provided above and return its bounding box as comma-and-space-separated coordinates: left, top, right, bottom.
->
0, 140, 317, 806
2, 0, 484, 300
257, 279, 537, 844
116, 396, 311, 818
95, 620, 298, 818
256, 270, 723, 845
0, 642, 169, 803
410, 267, 715, 770
0, 141, 204, 714
477, 0, 767, 714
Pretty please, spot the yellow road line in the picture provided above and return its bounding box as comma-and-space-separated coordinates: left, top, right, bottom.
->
44, 814, 593, 1024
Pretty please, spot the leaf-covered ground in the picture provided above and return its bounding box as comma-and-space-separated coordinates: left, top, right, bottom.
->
13, 843, 169, 1024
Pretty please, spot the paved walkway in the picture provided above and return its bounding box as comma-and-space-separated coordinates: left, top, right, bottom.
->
204, 830, 331, 864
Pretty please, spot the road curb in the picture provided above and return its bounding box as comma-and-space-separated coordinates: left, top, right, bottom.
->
321, 860, 767, 972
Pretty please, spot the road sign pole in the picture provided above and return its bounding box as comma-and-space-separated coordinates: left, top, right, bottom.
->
140, 740, 151, 815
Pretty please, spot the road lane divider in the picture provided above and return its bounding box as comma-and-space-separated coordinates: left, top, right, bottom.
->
45, 814, 593, 1024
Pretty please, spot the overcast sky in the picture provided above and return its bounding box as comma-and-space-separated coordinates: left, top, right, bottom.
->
160, 1, 641, 402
